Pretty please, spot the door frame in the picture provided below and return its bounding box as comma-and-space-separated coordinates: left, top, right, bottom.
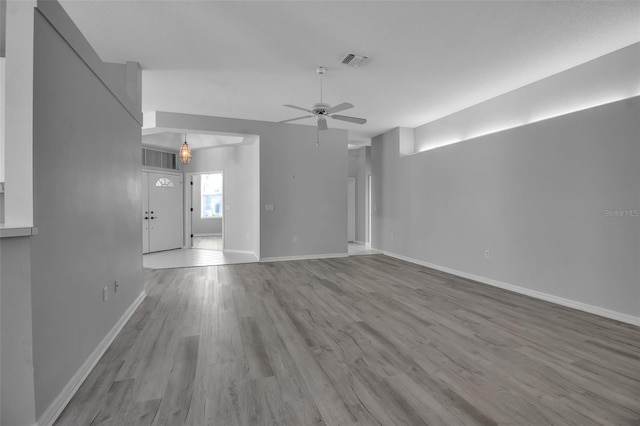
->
347, 177, 356, 244
185, 171, 225, 250
367, 174, 372, 246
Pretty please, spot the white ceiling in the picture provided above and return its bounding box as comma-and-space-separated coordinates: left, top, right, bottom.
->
60, 1, 640, 142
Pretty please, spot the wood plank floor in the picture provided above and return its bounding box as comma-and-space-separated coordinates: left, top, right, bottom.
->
55, 255, 640, 425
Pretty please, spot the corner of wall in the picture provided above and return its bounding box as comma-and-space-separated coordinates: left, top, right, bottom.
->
398, 127, 415, 156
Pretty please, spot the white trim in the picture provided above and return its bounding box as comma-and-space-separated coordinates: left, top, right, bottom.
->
36, 291, 147, 426
260, 253, 348, 263
223, 249, 257, 256
0, 225, 37, 238
380, 250, 640, 327
143, 169, 182, 177
353, 240, 368, 246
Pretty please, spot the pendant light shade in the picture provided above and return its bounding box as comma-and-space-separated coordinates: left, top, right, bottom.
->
179, 134, 192, 164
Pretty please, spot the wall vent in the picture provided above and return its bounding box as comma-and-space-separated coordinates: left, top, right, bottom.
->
142, 147, 178, 170
340, 53, 368, 67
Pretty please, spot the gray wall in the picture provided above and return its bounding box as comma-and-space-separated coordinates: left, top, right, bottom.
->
372, 97, 640, 319
0, 0, 5, 57
184, 140, 260, 254
30, 9, 143, 417
190, 173, 222, 236
0, 236, 36, 426
151, 112, 348, 259
258, 124, 346, 258
348, 147, 371, 243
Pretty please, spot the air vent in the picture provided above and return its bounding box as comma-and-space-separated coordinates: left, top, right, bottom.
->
340, 53, 368, 67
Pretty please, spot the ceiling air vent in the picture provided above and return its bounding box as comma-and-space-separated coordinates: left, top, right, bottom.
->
340, 53, 368, 67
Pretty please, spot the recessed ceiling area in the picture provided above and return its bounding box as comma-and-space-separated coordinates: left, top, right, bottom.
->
60, 1, 640, 142
142, 132, 245, 152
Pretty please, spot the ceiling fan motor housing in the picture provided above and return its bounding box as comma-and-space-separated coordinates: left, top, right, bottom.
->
312, 103, 331, 115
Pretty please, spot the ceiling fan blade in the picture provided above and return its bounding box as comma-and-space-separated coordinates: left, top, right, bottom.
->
330, 114, 367, 125
279, 115, 314, 123
326, 102, 353, 114
318, 117, 328, 131
284, 104, 313, 113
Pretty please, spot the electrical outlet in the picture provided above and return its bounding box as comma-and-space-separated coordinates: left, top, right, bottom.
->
103, 286, 108, 302
484, 250, 490, 259
293, 236, 298, 243
114, 280, 119, 294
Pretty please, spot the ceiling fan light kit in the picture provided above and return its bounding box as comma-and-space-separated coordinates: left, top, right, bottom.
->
280, 66, 367, 131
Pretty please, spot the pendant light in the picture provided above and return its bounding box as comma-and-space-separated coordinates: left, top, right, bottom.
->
179, 133, 192, 164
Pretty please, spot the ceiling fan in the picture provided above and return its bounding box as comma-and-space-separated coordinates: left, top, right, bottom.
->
279, 66, 367, 131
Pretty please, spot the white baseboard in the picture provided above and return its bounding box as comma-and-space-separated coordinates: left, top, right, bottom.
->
381, 250, 640, 327
260, 252, 348, 263
193, 233, 222, 237
37, 291, 147, 426
223, 249, 257, 257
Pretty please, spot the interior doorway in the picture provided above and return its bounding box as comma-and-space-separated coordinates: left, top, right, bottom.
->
348, 177, 356, 243
142, 171, 183, 254
187, 171, 224, 251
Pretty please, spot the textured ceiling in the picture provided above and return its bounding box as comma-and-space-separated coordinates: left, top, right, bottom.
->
60, 1, 640, 142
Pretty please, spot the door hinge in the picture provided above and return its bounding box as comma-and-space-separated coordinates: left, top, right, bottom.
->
190, 234, 194, 238
190, 181, 194, 185
190, 207, 194, 212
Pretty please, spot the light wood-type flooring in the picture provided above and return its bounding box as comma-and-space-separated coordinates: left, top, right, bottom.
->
55, 255, 640, 425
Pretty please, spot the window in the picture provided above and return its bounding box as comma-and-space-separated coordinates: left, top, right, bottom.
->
201, 173, 222, 218
143, 148, 178, 170
155, 177, 174, 187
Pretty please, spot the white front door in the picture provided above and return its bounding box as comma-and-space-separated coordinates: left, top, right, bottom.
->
143, 171, 183, 253
348, 177, 356, 243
